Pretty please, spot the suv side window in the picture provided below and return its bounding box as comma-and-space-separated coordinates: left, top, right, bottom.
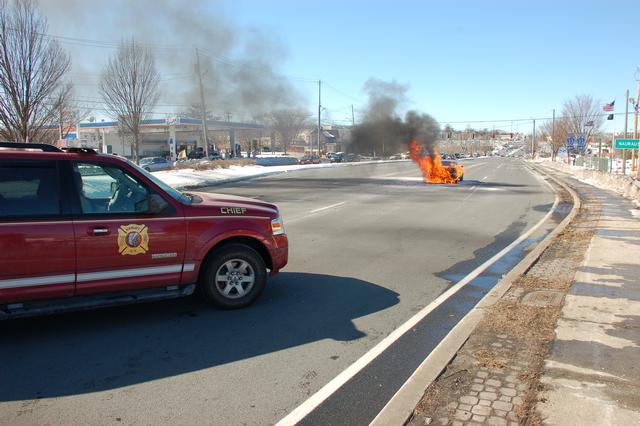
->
0, 161, 60, 218
73, 162, 168, 215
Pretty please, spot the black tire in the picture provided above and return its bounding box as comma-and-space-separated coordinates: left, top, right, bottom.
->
199, 244, 267, 309
144, 167, 151, 172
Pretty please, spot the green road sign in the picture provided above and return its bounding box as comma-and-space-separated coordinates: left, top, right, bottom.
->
615, 138, 640, 149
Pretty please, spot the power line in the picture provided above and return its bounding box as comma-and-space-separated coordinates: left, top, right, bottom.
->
439, 110, 632, 126
323, 81, 363, 103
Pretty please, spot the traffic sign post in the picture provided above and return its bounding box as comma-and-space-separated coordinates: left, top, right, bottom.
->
567, 134, 575, 165
567, 135, 575, 151
614, 138, 640, 149
566, 135, 575, 165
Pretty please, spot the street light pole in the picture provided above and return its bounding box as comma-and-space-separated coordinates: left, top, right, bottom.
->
195, 48, 209, 158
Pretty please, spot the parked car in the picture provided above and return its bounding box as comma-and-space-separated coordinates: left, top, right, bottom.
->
328, 152, 344, 163
0, 142, 288, 319
187, 148, 205, 159
300, 154, 321, 165
139, 157, 173, 172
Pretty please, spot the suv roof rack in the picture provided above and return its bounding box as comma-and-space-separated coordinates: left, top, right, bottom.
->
0, 142, 62, 152
62, 147, 97, 154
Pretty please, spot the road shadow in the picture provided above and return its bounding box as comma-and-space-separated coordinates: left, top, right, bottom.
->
0, 272, 399, 402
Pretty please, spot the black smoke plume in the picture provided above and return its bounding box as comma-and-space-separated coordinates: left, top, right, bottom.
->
41, 0, 304, 120
351, 78, 440, 157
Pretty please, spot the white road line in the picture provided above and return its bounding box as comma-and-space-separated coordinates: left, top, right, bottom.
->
496, 163, 504, 169
309, 202, 346, 214
276, 190, 560, 426
462, 185, 478, 202
482, 176, 488, 180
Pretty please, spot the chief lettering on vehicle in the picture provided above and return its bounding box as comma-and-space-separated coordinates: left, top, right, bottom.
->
220, 207, 247, 215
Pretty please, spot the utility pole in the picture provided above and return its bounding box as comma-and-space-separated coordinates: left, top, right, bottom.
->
351, 104, 355, 127
598, 135, 602, 171
317, 80, 321, 156
531, 118, 536, 158
635, 79, 640, 178
624, 89, 629, 175
195, 48, 209, 157
551, 109, 556, 160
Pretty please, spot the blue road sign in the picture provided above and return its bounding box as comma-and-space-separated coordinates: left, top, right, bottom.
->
577, 135, 585, 151
567, 135, 575, 151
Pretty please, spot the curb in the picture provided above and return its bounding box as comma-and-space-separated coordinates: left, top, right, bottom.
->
370, 163, 581, 426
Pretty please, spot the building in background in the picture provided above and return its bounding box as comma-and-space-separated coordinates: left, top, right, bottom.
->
68, 117, 264, 159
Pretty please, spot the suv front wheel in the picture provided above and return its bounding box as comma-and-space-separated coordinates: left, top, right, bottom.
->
199, 244, 267, 308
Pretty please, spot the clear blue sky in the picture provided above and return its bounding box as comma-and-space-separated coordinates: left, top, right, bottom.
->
225, 0, 639, 132
41, 0, 639, 133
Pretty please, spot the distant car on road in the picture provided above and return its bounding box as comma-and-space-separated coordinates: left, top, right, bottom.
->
300, 154, 321, 165
442, 159, 464, 182
345, 153, 360, 162
139, 157, 173, 172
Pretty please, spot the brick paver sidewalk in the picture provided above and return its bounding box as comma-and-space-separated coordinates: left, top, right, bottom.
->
408, 167, 640, 425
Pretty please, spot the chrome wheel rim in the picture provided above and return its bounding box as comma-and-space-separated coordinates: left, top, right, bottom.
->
214, 259, 255, 299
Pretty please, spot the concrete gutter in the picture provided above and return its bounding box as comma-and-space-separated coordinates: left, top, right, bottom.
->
370, 163, 581, 426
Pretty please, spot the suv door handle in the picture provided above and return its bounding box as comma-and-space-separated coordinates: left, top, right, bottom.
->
89, 226, 110, 236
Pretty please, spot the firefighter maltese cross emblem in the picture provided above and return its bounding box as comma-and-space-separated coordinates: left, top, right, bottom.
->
117, 224, 149, 255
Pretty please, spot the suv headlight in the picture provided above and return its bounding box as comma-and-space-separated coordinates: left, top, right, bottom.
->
271, 216, 285, 235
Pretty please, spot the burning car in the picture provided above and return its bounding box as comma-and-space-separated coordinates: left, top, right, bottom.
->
409, 140, 465, 184
441, 159, 464, 182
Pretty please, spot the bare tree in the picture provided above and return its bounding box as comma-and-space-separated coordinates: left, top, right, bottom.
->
562, 94, 604, 146
538, 95, 604, 160
179, 101, 215, 120
539, 117, 570, 160
100, 39, 160, 162
35, 82, 93, 144
266, 109, 310, 154
0, 0, 70, 142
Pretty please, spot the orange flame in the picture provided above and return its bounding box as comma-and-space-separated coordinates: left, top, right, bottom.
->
409, 140, 463, 184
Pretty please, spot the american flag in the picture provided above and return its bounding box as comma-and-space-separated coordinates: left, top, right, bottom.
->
603, 100, 615, 112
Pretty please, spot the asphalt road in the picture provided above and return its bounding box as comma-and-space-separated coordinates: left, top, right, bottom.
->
0, 158, 556, 425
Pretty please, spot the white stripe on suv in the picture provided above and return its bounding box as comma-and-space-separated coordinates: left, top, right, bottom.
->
0, 263, 196, 290
0, 274, 76, 290
76, 264, 184, 282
